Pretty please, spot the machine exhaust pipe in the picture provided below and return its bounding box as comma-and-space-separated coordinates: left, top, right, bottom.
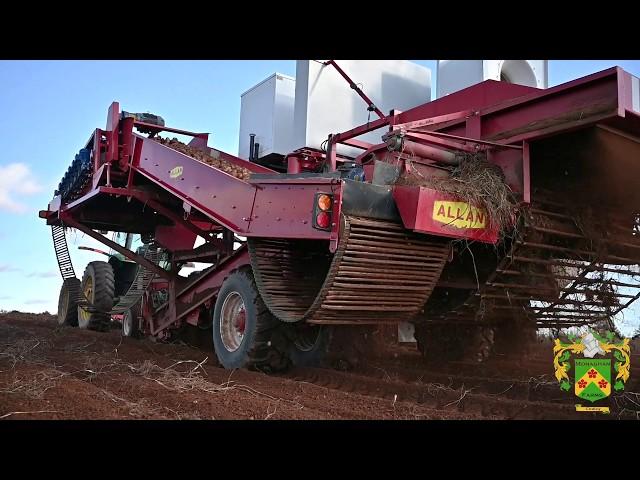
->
249, 133, 256, 162
253, 143, 260, 161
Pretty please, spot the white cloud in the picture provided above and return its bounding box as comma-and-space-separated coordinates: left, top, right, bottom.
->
26, 270, 58, 278
0, 264, 20, 272
0, 163, 43, 213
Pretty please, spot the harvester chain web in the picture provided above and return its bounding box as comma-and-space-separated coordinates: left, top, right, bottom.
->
52, 225, 76, 280
249, 215, 451, 325
434, 195, 640, 328
108, 245, 160, 315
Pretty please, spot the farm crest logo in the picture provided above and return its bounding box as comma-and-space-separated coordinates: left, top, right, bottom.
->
553, 330, 631, 414
432, 201, 487, 229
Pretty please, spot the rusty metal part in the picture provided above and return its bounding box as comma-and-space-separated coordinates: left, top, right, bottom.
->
249, 216, 450, 325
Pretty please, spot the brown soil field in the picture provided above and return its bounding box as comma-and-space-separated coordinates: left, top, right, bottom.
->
1, 311, 638, 420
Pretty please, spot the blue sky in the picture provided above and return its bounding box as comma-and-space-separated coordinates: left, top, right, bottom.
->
1, 60, 639, 334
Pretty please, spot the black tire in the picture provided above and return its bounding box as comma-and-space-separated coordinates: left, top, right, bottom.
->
414, 323, 493, 363
57, 278, 81, 327
415, 323, 463, 362
493, 319, 537, 360
287, 325, 331, 367
414, 323, 470, 363
141, 233, 154, 244
122, 303, 141, 338
78, 261, 115, 331
212, 267, 290, 372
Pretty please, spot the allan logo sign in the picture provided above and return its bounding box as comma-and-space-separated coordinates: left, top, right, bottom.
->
432, 201, 487, 229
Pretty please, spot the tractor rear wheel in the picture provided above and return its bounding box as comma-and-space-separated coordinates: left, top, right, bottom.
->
415, 323, 466, 362
212, 267, 290, 372
57, 278, 81, 327
287, 325, 331, 367
78, 261, 115, 331
414, 323, 495, 363
492, 319, 538, 361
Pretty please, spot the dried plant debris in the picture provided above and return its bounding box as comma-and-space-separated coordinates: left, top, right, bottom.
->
395, 153, 518, 236
153, 136, 252, 181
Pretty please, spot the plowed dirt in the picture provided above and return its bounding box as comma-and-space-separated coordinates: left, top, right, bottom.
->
1, 312, 638, 420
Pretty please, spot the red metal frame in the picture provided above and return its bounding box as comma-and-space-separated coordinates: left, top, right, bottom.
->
151, 247, 250, 335
324, 68, 640, 212
60, 214, 172, 279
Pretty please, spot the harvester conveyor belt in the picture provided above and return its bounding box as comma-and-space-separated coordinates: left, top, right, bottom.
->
107, 245, 160, 315
52, 225, 76, 280
249, 215, 451, 325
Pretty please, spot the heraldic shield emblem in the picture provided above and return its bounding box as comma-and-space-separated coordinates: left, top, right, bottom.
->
553, 330, 631, 414
574, 359, 611, 402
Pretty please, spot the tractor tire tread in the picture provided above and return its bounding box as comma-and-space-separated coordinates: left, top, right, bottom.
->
57, 278, 81, 327
78, 261, 115, 331
213, 266, 290, 372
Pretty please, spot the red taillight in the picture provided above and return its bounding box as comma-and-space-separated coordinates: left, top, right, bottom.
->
316, 211, 331, 229
313, 192, 334, 230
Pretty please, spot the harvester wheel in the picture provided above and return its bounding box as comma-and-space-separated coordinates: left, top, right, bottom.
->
57, 278, 81, 327
78, 261, 115, 331
492, 319, 538, 361
212, 267, 290, 372
122, 303, 141, 338
414, 323, 494, 363
415, 323, 464, 362
287, 325, 332, 367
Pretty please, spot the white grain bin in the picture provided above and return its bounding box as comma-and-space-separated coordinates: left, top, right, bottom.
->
437, 60, 548, 98
238, 73, 296, 161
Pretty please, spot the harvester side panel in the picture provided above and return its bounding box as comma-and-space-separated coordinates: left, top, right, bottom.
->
134, 137, 258, 232
132, 135, 337, 240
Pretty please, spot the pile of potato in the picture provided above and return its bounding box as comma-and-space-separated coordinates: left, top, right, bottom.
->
154, 136, 252, 181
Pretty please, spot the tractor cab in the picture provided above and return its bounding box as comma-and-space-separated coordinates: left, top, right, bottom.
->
108, 233, 146, 298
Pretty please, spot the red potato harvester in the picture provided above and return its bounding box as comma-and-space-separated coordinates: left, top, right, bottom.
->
42, 63, 640, 370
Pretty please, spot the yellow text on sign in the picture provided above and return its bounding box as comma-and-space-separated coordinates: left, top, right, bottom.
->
432, 201, 487, 229
170, 166, 183, 179
575, 405, 610, 414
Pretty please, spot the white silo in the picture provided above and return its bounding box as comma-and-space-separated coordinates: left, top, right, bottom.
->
437, 60, 548, 98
